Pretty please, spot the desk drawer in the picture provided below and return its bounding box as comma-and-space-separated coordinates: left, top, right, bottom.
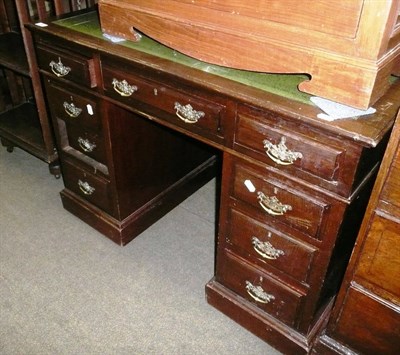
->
62, 159, 112, 214
36, 44, 96, 88
44, 80, 101, 130
65, 123, 107, 165
234, 104, 350, 195
227, 207, 317, 284
217, 250, 304, 326
232, 159, 336, 240
102, 63, 225, 140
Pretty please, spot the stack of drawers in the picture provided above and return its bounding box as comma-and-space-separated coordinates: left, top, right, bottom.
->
206, 100, 391, 353
34, 36, 217, 246
36, 43, 115, 213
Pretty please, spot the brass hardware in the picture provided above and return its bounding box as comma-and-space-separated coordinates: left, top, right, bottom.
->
252, 236, 285, 260
174, 102, 205, 123
49, 57, 71, 77
263, 137, 303, 165
78, 137, 96, 153
63, 102, 82, 118
245, 281, 275, 304
78, 180, 95, 195
257, 191, 292, 216
112, 78, 137, 97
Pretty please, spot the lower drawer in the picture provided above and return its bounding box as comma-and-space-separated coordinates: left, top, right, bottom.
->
227, 206, 317, 284
62, 159, 113, 215
216, 250, 304, 326
65, 123, 107, 165
232, 157, 339, 240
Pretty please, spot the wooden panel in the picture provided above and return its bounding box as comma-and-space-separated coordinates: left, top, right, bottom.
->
381, 139, 400, 209
356, 214, 400, 296
176, 0, 364, 37
312, 114, 400, 354
334, 286, 400, 355
98, 0, 400, 109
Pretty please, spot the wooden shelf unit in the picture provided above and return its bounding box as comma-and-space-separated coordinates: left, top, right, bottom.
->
0, 0, 97, 177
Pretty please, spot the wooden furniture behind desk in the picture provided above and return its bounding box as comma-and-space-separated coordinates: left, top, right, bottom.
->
98, 0, 400, 109
28, 11, 400, 354
312, 111, 400, 354
0, 0, 96, 177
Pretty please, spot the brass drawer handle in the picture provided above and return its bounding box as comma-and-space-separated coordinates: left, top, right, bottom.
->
78, 179, 95, 195
245, 281, 275, 304
257, 191, 292, 216
63, 102, 82, 118
112, 78, 138, 97
252, 236, 285, 260
49, 57, 71, 77
263, 137, 303, 165
78, 137, 96, 153
174, 102, 205, 124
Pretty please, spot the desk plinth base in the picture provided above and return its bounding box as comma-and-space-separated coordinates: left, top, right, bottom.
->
60, 156, 217, 246
205, 278, 331, 354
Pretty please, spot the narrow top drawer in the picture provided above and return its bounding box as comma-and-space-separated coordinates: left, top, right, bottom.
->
102, 60, 226, 143
36, 44, 96, 88
234, 104, 357, 197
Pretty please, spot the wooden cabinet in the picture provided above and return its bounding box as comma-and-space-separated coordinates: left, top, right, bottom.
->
98, 0, 400, 109
34, 31, 217, 245
312, 111, 400, 354
206, 96, 395, 352
28, 11, 400, 354
0, 0, 97, 176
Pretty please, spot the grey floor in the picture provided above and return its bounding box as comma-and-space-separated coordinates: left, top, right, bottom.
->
0, 147, 282, 355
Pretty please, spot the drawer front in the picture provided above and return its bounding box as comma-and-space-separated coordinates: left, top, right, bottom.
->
62, 159, 112, 214
217, 250, 304, 326
356, 214, 400, 297
102, 64, 225, 140
234, 104, 348, 192
65, 124, 107, 165
227, 207, 317, 284
36, 44, 96, 88
334, 285, 400, 354
232, 160, 333, 240
44, 80, 101, 130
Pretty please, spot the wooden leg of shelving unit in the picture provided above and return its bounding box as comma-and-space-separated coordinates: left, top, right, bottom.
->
49, 160, 61, 179
1, 137, 14, 152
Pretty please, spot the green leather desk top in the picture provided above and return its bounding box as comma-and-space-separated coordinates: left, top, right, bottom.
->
54, 11, 313, 105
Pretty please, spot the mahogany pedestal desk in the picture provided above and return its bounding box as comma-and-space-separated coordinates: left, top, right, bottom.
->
28, 11, 400, 354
